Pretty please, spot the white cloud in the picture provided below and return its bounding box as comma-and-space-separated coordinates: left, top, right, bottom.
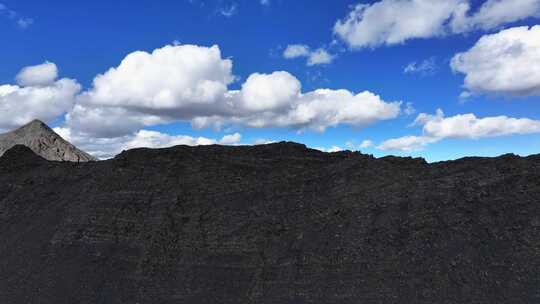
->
378, 108, 540, 151
219, 132, 242, 144
66, 44, 400, 139
451, 0, 540, 32
2, 44, 399, 158
283, 44, 335, 66
334, 0, 540, 49
0, 63, 80, 130
417, 109, 540, 138
451, 25, 540, 96
315, 146, 344, 153
124, 130, 236, 149
404, 57, 437, 76
283, 44, 311, 58
81, 44, 234, 111
239, 71, 301, 112
55, 127, 243, 159
16, 61, 58, 87
334, 0, 465, 48
359, 139, 374, 149
217, 88, 402, 132
377, 135, 438, 152
307, 48, 335, 66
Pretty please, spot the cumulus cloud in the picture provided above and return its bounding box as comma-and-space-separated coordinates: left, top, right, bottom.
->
219, 132, 242, 145
0, 44, 401, 158
16, 61, 58, 87
283, 44, 311, 58
80, 44, 234, 111
66, 44, 400, 139
451, 25, 540, 96
283, 44, 335, 66
0, 63, 80, 130
334, 0, 540, 49
239, 71, 301, 112
378, 109, 540, 151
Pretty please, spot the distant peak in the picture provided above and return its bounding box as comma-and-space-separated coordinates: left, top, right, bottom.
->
15, 119, 55, 135
24, 119, 49, 129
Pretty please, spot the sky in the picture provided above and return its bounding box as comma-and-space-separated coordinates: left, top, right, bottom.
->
1, 0, 540, 161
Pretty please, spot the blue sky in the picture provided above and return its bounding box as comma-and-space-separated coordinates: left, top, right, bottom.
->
1, 0, 540, 161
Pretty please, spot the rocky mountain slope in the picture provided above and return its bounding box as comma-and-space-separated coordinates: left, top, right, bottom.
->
0, 120, 96, 162
0, 143, 539, 304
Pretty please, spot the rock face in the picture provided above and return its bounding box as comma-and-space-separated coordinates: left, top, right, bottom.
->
0, 143, 539, 304
0, 120, 96, 162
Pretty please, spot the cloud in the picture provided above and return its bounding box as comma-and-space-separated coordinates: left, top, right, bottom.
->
66, 44, 400, 139
378, 109, 540, 151
404, 57, 437, 76
334, 0, 540, 49
16, 61, 58, 87
80, 44, 234, 111
0, 44, 398, 158
0, 3, 34, 29
359, 139, 374, 149
283, 44, 311, 58
239, 71, 301, 112
377, 135, 439, 152
315, 146, 344, 153
124, 130, 241, 149
307, 48, 335, 66
0, 63, 80, 130
334, 0, 465, 48
283, 44, 335, 66
451, 25, 540, 96
55, 127, 242, 159
202, 88, 402, 132
451, 0, 540, 32
219, 132, 242, 145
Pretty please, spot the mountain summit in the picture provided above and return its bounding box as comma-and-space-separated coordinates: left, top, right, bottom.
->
0, 120, 96, 162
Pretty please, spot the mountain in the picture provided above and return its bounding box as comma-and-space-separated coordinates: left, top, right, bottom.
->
0, 120, 96, 162
0, 143, 539, 304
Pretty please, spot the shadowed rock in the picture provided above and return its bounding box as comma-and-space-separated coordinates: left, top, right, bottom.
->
0, 120, 96, 162
0, 142, 539, 303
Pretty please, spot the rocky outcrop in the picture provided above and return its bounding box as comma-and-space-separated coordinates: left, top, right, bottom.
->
0, 120, 96, 162
0, 143, 539, 303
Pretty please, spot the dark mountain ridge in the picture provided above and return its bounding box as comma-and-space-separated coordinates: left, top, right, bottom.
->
0, 143, 539, 304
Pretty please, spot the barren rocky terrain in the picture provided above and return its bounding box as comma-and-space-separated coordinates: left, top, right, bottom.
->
0, 143, 539, 303
0, 120, 96, 162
